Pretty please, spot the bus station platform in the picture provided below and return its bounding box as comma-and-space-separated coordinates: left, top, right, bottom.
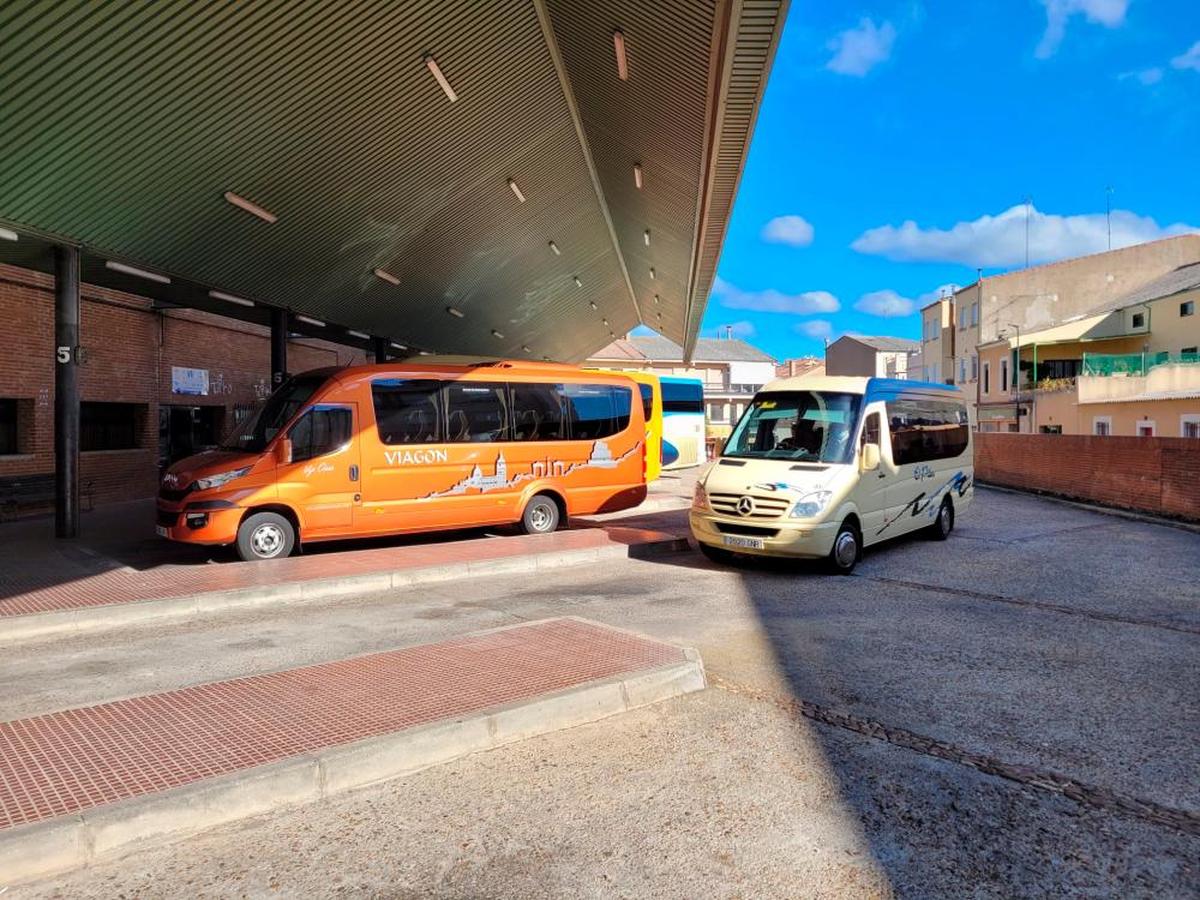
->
0, 617, 705, 883
0, 499, 690, 643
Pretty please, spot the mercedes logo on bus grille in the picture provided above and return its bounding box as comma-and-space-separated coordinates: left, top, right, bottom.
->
736, 496, 755, 516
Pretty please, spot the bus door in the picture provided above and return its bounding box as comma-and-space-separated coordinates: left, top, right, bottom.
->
276, 403, 360, 535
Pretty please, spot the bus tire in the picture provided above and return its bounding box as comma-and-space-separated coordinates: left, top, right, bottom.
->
236, 511, 296, 561
521, 493, 561, 535
928, 498, 954, 541
826, 519, 861, 575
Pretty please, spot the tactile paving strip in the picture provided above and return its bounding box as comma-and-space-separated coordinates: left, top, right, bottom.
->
0, 618, 682, 830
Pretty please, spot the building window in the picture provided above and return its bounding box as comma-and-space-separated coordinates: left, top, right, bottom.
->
1131, 312, 1145, 329
81, 402, 144, 451
1182, 300, 1195, 317
959, 359, 967, 383
982, 362, 990, 394
0, 399, 18, 455
971, 355, 978, 380
1000, 359, 1009, 393
1136, 420, 1156, 437
1182, 415, 1200, 439
1093, 416, 1112, 436
971, 302, 979, 326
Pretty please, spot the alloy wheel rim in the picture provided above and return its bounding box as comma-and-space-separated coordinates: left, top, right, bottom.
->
252, 523, 284, 556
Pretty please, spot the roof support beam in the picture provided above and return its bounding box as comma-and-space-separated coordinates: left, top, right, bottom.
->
531, 0, 642, 327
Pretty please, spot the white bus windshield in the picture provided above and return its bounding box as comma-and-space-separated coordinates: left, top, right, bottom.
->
724, 391, 862, 464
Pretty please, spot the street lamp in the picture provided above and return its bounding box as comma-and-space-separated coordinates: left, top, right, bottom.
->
1008, 323, 1021, 432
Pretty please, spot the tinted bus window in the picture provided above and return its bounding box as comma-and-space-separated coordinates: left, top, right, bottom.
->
372, 380, 442, 444
661, 380, 703, 413
638, 383, 653, 421
289, 407, 352, 462
511, 383, 566, 441
887, 399, 969, 464
563, 384, 632, 440
446, 382, 509, 443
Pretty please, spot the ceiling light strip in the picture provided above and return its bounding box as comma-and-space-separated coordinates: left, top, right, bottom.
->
223, 191, 277, 224
446, 307, 465, 318
613, 31, 629, 80
208, 289, 254, 308
373, 268, 400, 285
508, 179, 526, 203
105, 261, 171, 284
296, 315, 325, 327
424, 55, 458, 102
633, 164, 644, 190
347, 330, 370, 340
0, 227, 17, 241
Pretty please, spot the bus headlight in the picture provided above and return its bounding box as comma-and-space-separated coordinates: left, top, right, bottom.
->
192, 466, 251, 492
692, 482, 709, 510
790, 490, 832, 518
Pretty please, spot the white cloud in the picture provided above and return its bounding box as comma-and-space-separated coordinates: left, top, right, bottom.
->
795, 319, 833, 339
1119, 67, 1164, 85
855, 290, 917, 318
1036, 0, 1128, 59
826, 18, 896, 76
1172, 40, 1200, 72
712, 276, 840, 314
851, 204, 1200, 268
761, 215, 815, 247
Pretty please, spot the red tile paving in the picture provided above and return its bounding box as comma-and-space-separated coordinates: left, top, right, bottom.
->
0, 618, 683, 830
0, 525, 679, 619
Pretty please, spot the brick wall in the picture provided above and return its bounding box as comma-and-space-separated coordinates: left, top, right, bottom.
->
975, 432, 1200, 521
0, 263, 369, 509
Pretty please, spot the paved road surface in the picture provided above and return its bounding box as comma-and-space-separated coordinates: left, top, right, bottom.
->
9, 487, 1199, 898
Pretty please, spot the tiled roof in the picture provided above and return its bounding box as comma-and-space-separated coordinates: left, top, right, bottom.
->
836, 335, 920, 353
1088, 261, 1200, 316
589, 334, 774, 363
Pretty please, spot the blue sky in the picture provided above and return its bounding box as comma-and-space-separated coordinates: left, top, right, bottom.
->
684, 0, 1200, 359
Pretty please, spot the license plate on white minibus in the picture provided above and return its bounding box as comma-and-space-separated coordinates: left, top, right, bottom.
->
723, 535, 764, 550
156, 525, 168, 538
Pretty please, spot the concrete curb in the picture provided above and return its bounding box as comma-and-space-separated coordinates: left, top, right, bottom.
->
0, 536, 690, 645
0, 649, 706, 885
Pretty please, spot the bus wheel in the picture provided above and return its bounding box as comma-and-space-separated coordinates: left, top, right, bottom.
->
521, 494, 561, 535
237, 512, 296, 561
826, 519, 861, 575
928, 498, 954, 541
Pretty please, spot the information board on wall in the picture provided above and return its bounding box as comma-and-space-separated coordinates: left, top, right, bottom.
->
171, 366, 209, 396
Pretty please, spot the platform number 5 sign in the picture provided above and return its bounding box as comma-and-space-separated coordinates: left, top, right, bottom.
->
56, 346, 72, 364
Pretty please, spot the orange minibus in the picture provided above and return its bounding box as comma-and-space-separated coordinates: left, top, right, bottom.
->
156, 361, 648, 560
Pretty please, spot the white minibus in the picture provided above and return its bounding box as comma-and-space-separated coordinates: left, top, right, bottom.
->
690, 376, 973, 574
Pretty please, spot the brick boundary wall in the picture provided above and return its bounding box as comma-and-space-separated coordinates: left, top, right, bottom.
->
974, 432, 1200, 522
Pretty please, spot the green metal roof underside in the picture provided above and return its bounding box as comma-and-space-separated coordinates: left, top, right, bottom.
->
0, 0, 786, 361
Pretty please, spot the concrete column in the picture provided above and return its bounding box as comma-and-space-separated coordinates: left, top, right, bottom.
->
270, 308, 288, 389
54, 246, 81, 538
372, 337, 388, 364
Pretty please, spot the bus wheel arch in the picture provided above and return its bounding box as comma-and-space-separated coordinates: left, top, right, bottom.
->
520, 491, 564, 534
236, 505, 301, 561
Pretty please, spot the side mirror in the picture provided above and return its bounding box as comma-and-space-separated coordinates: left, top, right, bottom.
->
861, 442, 881, 472
275, 438, 293, 465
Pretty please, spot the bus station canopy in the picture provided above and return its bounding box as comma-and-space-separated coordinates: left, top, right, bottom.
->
0, 0, 788, 361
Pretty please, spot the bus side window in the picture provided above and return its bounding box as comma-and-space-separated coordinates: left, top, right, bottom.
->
563, 385, 631, 440
445, 382, 509, 443
289, 407, 352, 462
510, 383, 565, 441
372, 380, 442, 444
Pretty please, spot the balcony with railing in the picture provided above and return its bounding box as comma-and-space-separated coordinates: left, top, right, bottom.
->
1076, 352, 1200, 404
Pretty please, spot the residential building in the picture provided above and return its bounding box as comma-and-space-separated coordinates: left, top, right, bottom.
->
976, 261, 1200, 435
775, 356, 824, 379
824, 335, 920, 379
586, 333, 776, 438
918, 297, 955, 384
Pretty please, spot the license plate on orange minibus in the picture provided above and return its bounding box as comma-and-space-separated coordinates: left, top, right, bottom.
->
156, 525, 168, 538
723, 535, 763, 550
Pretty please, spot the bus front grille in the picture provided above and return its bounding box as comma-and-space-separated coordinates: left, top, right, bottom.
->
708, 492, 790, 519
